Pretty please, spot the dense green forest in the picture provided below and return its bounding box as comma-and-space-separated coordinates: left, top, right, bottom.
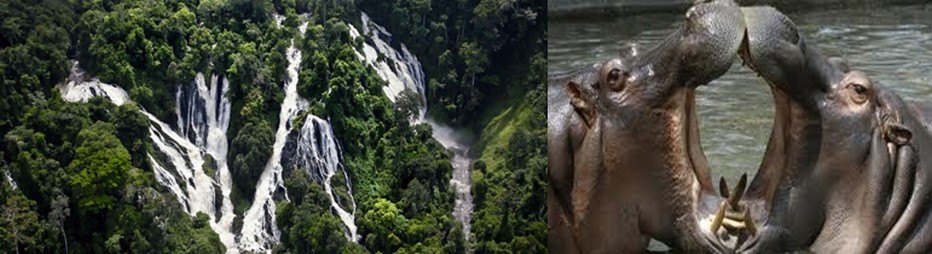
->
357, 0, 547, 252
1, 0, 544, 253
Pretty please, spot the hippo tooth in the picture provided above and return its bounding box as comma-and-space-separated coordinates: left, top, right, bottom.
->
744, 209, 757, 235
711, 200, 727, 234
887, 142, 897, 165
722, 218, 745, 230
728, 173, 748, 208
719, 176, 730, 198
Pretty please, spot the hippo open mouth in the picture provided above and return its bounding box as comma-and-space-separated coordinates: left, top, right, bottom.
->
548, 0, 748, 252
732, 6, 932, 253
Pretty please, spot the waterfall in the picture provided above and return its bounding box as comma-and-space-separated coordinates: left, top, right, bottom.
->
59, 60, 130, 106
349, 13, 427, 117
348, 13, 475, 239
3, 170, 16, 190
429, 120, 474, 239
237, 17, 310, 252
289, 116, 359, 241
60, 62, 238, 252
239, 15, 362, 250
57, 10, 469, 251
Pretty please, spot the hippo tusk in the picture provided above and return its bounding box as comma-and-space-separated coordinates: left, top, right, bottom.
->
719, 176, 730, 198
728, 173, 748, 208
744, 208, 757, 235
888, 142, 897, 167
711, 200, 727, 234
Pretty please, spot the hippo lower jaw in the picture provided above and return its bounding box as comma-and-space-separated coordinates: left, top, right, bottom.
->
674, 86, 737, 252
653, 1, 749, 250
729, 6, 824, 251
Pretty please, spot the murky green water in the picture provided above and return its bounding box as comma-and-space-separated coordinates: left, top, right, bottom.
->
549, 4, 932, 182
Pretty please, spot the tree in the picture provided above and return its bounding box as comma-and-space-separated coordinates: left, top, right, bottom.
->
68, 122, 132, 214
361, 198, 406, 252
48, 191, 70, 254
1, 192, 39, 254
394, 88, 423, 122
230, 120, 274, 198
400, 178, 429, 217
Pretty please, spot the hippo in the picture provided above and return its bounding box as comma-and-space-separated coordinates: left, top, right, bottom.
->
732, 6, 932, 252
547, 0, 746, 252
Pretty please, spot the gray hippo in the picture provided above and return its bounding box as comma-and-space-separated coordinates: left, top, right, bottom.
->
547, 0, 746, 252
733, 6, 932, 253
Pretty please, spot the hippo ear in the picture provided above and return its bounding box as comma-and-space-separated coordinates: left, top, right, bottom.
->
566, 81, 598, 128
619, 43, 640, 59
828, 57, 850, 73
884, 122, 912, 145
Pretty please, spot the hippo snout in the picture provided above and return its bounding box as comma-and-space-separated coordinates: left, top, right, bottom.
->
679, 0, 746, 87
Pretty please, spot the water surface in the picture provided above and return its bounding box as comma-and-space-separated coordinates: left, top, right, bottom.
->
549, 4, 932, 181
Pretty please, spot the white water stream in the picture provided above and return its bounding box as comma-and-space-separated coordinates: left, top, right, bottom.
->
58, 10, 469, 252
349, 13, 474, 239
238, 17, 310, 252
241, 15, 360, 250
59, 61, 238, 251
290, 116, 359, 241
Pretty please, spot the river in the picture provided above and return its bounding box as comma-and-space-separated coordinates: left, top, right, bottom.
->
549, 4, 932, 181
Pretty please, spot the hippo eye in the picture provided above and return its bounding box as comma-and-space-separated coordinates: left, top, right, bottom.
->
607, 68, 627, 91
847, 82, 869, 104
852, 83, 866, 94
608, 68, 621, 82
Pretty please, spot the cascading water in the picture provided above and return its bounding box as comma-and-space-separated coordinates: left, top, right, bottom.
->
350, 13, 427, 113
237, 16, 310, 252
4, 169, 17, 190
172, 73, 237, 250
348, 13, 475, 239
240, 15, 360, 251
286, 116, 359, 241
58, 10, 465, 252
64, 15, 362, 252
59, 62, 238, 252
59, 60, 130, 105
429, 120, 474, 239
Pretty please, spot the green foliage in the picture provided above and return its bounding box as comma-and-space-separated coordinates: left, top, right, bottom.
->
353, 2, 548, 251
0, 95, 226, 253
68, 122, 132, 213
276, 169, 366, 253
0, 0, 74, 137
1, 192, 41, 253
361, 198, 406, 252
470, 79, 547, 253
230, 120, 274, 198
358, 0, 545, 126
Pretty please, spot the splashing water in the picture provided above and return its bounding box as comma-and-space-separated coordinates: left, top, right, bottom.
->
290, 116, 359, 241
60, 62, 238, 252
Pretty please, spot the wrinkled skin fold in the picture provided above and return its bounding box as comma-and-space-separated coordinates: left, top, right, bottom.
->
736, 6, 932, 253
547, 0, 746, 252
